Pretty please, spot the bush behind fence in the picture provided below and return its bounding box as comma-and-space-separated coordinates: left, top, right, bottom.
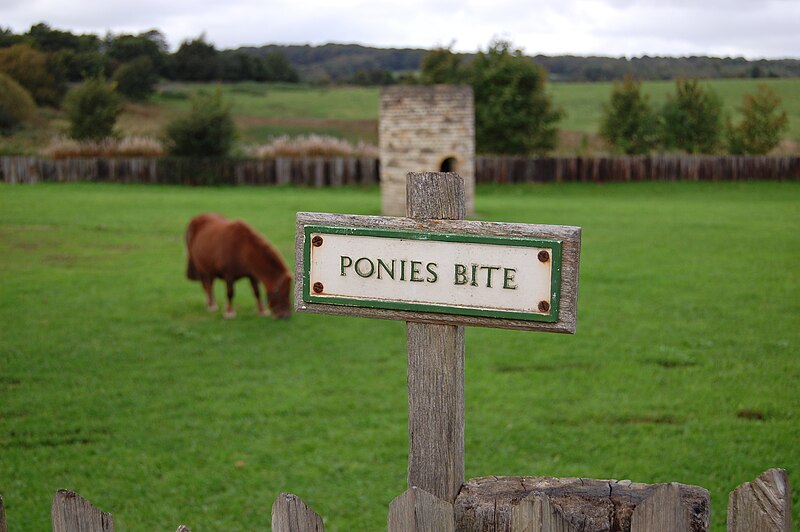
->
2, 155, 799, 185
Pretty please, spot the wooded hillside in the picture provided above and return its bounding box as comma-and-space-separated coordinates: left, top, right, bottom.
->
241, 43, 800, 83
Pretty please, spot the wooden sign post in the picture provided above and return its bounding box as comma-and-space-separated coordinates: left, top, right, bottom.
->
295, 172, 581, 504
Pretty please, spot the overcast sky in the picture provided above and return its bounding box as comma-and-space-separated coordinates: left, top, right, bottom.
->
3, 0, 799, 58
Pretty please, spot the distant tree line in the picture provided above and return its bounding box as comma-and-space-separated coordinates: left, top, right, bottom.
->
240, 43, 424, 85
244, 43, 800, 84
0, 23, 299, 104
533, 55, 800, 82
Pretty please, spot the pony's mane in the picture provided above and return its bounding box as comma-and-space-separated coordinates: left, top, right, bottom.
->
237, 221, 290, 277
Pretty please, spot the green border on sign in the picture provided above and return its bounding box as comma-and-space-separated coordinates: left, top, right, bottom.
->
303, 225, 562, 323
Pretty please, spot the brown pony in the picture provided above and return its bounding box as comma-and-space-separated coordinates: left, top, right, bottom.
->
185, 213, 292, 319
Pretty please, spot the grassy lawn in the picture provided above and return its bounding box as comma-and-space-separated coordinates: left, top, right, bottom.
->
0, 182, 798, 531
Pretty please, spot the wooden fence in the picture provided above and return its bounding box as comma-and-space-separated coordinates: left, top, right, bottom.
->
0, 156, 379, 186
1, 468, 789, 531
475, 155, 800, 183
2, 155, 799, 186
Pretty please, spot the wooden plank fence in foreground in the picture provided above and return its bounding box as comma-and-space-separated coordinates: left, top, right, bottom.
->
2, 155, 799, 185
0, 469, 789, 531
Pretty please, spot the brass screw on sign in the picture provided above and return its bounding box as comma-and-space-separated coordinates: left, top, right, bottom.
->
538, 250, 550, 263
312, 236, 323, 247
538, 300, 550, 312
313, 282, 324, 294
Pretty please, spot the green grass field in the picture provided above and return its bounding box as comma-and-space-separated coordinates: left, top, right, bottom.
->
1, 182, 798, 530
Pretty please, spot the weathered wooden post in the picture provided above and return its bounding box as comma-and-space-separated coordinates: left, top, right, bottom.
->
727, 468, 791, 532
405, 173, 466, 502
51, 489, 114, 532
272, 493, 325, 532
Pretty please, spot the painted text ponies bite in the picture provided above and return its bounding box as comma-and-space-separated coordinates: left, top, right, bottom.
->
185, 213, 292, 319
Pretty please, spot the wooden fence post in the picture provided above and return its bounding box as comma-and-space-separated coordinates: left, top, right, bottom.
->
727, 468, 791, 532
511, 492, 574, 532
51, 489, 114, 532
271, 493, 324, 532
388, 487, 454, 532
630, 483, 691, 532
405, 172, 466, 504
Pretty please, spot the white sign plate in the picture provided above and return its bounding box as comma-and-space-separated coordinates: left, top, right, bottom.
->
302, 225, 562, 322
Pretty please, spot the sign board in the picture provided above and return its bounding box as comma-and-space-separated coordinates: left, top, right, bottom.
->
304, 226, 561, 322
295, 212, 581, 333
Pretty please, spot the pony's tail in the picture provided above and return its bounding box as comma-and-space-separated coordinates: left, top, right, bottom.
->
185, 222, 199, 280
186, 256, 199, 280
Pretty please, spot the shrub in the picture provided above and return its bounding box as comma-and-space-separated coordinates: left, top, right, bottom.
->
113, 56, 159, 100
0, 44, 65, 106
599, 76, 659, 154
0, 72, 37, 133
660, 79, 723, 154
163, 89, 235, 157
726, 84, 789, 155
468, 40, 563, 155
62, 77, 122, 141
42, 135, 164, 158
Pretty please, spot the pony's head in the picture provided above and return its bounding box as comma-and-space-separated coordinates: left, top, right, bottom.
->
268, 273, 292, 319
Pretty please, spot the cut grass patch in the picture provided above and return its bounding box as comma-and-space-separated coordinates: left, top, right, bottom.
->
0, 181, 798, 531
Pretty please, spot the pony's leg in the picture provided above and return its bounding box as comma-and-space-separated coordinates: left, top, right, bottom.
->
250, 277, 268, 316
202, 277, 217, 312
223, 278, 236, 319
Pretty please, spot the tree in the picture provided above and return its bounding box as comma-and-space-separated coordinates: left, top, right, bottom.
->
62, 77, 121, 140
726, 84, 789, 154
263, 51, 299, 82
420, 46, 463, 84
468, 40, 562, 155
26, 23, 85, 53
219, 50, 257, 81
599, 75, 658, 154
660, 79, 723, 153
0, 44, 65, 106
113, 56, 159, 100
0, 27, 24, 47
346, 68, 395, 86
173, 36, 219, 81
0, 72, 37, 133
106, 32, 167, 73
164, 89, 235, 157
54, 48, 107, 81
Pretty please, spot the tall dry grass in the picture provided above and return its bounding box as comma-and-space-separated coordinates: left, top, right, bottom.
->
249, 134, 378, 158
42, 136, 164, 159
